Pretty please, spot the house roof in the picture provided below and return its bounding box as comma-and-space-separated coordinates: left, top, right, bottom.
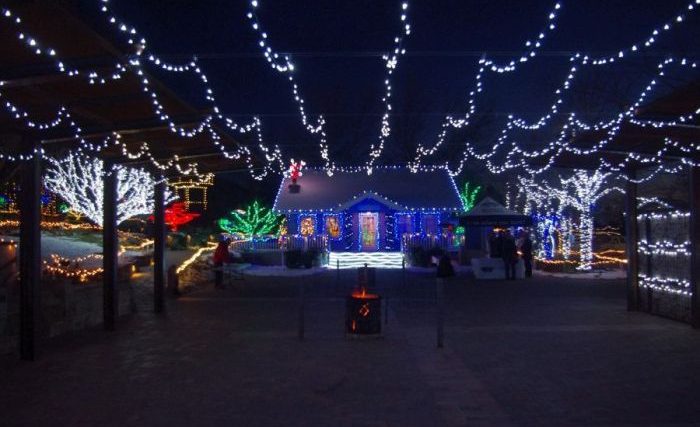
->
273, 167, 463, 213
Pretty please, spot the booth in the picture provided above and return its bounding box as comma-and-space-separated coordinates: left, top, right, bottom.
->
459, 197, 532, 279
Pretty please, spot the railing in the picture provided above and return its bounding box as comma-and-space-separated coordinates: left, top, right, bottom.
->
230, 235, 328, 252
401, 233, 464, 252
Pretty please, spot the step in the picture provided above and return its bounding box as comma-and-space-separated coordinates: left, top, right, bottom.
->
328, 251, 404, 269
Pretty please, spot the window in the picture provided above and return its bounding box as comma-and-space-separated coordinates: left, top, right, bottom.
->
325, 215, 341, 239
300, 216, 315, 236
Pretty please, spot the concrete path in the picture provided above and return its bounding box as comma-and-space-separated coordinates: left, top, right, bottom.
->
2, 270, 700, 426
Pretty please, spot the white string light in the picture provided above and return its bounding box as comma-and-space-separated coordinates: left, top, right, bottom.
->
44, 152, 177, 226
366, 2, 412, 174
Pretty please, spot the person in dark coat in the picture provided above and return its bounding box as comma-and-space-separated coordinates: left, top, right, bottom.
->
213, 235, 232, 289
491, 230, 503, 258
521, 231, 534, 278
501, 230, 518, 280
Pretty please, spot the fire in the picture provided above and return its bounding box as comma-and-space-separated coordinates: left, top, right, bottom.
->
350, 287, 378, 300
359, 303, 371, 317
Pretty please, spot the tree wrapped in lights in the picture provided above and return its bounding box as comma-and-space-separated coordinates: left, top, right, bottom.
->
45, 152, 176, 227
557, 170, 622, 270
459, 181, 482, 212
218, 201, 281, 238
517, 170, 622, 270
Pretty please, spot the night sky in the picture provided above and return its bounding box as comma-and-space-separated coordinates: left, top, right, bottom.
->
99, 1, 699, 214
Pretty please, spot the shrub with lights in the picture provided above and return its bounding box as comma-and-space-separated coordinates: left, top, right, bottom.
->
218, 201, 281, 239
149, 202, 200, 232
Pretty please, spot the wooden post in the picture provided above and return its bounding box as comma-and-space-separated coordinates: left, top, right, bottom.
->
298, 281, 305, 341
402, 256, 406, 287
436, 277, 444, 348
103, 159, 118, 331
625, 168, 639, 312
690, 166, 700, 328
645, 217, 653, 313
153, 179, 165, 313
18, 142, 41, 360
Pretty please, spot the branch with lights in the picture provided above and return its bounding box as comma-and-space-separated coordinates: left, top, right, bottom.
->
44, 152, 177, 227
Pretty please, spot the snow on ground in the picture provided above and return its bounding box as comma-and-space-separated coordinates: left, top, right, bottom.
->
0, 234, 104, 265
534, 268, 627, 280
2, 233, 194, 269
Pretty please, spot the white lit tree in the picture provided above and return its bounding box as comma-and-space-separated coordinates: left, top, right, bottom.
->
45, 152, 176, 227
557, 170, 622, 270
517, 170, 622, 270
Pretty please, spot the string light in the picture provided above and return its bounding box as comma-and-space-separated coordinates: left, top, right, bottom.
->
409, 1, 700, 178
168, 173, 215, 211
366, 2, 412, 174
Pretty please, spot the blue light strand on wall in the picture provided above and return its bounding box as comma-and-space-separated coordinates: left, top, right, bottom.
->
343, 212, 354, 251
385, 212, 395, 250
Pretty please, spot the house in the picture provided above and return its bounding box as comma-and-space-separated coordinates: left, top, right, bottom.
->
272, 167, 463, 252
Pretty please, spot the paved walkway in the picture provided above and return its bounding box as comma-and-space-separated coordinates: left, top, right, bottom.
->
2, 270, 700, 426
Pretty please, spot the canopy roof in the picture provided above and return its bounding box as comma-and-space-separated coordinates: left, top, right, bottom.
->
459, 197, 532, 226
273, 167, 463, 213
0, 0, 255, 177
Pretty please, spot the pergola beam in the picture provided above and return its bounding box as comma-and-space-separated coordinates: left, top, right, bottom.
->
625, 167, 640, 312
39, 115, 211, 145
0, 57, 121, 88
153, 179, 165, 313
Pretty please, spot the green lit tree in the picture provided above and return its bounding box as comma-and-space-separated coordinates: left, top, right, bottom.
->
218, 201, 281, 238
459, 182, 482, 212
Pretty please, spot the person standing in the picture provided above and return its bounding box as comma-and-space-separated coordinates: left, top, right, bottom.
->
213, 235, 232, 289
521, 232, 533, 278
501, 230, 518, 280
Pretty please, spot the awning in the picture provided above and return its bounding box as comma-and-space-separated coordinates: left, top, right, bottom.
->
459, 197, 532, 226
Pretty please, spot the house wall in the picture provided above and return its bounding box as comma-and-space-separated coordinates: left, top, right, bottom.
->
282, 203, 448, 252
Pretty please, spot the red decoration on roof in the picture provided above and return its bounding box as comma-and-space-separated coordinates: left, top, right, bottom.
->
288, 159, 306, 184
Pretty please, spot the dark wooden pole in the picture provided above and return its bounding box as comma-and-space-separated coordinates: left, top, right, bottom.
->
103, 159, 118, 331
436, 278, 444, 348
625, 168, 639, 312
298, 281, 305, 341
690, 166, 700, 328
18, 141, 42, 360
153, 178, 165, 313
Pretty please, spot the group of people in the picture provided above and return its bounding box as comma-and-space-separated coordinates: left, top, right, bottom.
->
488, 229, 533, 280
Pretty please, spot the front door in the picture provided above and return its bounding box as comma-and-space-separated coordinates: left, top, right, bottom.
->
358, 212, 379, 251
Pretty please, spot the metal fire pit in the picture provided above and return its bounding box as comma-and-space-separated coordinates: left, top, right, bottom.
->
346, 290, 382, 336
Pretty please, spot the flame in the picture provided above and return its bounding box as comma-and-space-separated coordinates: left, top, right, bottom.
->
359, 303, 370, 317
350, 287, 378, 300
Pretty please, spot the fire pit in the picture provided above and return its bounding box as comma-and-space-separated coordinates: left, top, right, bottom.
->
346, 288, 382, 336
